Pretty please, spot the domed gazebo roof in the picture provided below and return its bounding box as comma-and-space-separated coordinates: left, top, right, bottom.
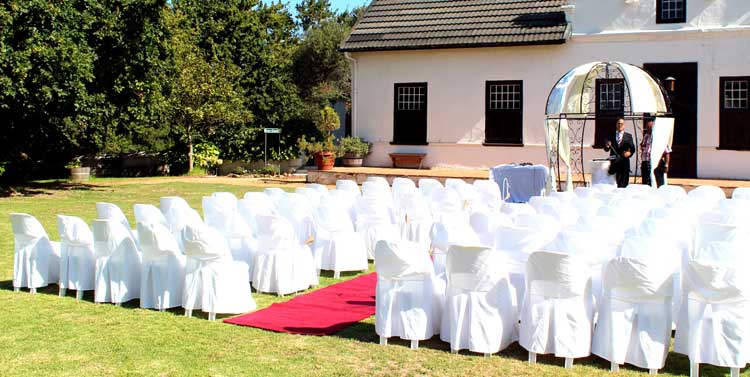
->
546, 61, 668, 118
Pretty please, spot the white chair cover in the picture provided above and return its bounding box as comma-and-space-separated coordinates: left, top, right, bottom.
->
418, 178, 443, 199
96, 202, 137, 241
278, 193, 318, 246
500, 202, 536, 219
356, 193, 399, 258
182, 223, 255, 315
520, 251, 595, 359
674, 251, 750, 369
688, 185, 726, 204
397, 190, 433, 247
252, 215, 319, 295
531, 197, 578, 226
240, 192, 277, 234
441, 245, 518, 354
430, 217, 479, 278
549, 190, 577, 203
374, 240, 441, 342
327, 189, 358, 224
732, 187, 750, 200
11, 213, 60, 290
430, 188, 466, 221
203, 195, 256, 275
593, 183, 617, 193
212, 192, 238, 209
572, 197, 604, 218
160, 196, 190, 217
657, 185, 687, 205
263, 187, 287, 207
473, 179, 503, 211
304, 183, 329, 197
469, 211, 513, 247
165, 206, 204, 252
56, 215, 95, 293
295, 187, 322, 209
313, 198, 368, 275
445, 178, 467, 191
365, 176, 389, 187
574, 186, 599, 198
335, 179, 360, 194
592, 254, 676, 370
92, 219, 142, 304
134, 203, 169, 228
392, 177, 416, 201
137, 222, 186, 310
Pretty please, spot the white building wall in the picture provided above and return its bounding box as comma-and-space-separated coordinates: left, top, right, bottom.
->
351, 23, 750, 178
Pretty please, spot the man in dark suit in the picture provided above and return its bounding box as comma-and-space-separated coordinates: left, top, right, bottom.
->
604, 117, 635, 188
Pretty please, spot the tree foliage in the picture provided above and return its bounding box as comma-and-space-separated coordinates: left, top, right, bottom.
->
0, 0, 361, 181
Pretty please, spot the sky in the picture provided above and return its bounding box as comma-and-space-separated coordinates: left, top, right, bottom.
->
287, 0, 371, 13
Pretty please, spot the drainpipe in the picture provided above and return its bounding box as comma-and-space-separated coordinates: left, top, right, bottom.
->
344, 52, 357, 137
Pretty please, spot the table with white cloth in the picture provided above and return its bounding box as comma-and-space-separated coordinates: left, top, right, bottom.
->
590, 159, 616, 186
489, 164, 548, 203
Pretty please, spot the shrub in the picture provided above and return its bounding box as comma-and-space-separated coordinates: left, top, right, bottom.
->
298, 135, 343, 157
339, 137, 370, 157
193, 143, 223, 170
315, 106, 340, 134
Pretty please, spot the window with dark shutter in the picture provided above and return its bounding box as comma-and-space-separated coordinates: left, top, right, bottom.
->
594, 78, 625, 148
392, 83, 428, 145
719, 77, 750, 150
657, 0, 686, 24
485, 80, 523, 145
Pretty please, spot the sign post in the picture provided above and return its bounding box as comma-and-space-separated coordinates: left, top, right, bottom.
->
263, 128, 281, 168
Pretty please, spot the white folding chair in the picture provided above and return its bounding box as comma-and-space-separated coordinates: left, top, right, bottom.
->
335, 179, 360, 194
92, 219, 142, 305
134, 203, 169, 228
441, 245, 518, 356
137, 222, 186, 311
182, 223, 255, 320
252, 215, 319, 296
313, 198, 368, 278
592, 252, 676, 373
10, 213, 60, 293
521, 251, 595, 368
56, 215, 95, 299
674, 243, 750, 377
374, 240, 441, 349
160, 196, 190, 217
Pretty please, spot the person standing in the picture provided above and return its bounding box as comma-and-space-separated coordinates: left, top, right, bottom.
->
604, 117, 635, 188
641, 117, 672, 187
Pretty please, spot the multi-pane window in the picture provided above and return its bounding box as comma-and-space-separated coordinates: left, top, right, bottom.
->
724, 80, 749, 109
485, 80, 523, 144
396, 86, 425, 111
720, 77, 750, 150
488, 83, 521, 110
598, 81, 624, 111
657, 0, 686, 23
393, 83, 428, 145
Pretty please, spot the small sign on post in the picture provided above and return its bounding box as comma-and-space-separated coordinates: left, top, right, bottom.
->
263, 128, 282, 168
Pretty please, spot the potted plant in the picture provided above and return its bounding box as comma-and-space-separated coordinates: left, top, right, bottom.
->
66, 158, 90, 182
298, 106, 342, 171
339, 136, 371, 167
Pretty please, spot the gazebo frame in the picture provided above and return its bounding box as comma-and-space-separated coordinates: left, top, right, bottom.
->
544, 62, 672, 191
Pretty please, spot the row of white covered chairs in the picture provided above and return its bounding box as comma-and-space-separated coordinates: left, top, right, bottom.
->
11, 211, 256, 320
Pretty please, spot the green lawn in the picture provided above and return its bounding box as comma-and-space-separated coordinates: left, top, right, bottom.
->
0, 178, 741, 376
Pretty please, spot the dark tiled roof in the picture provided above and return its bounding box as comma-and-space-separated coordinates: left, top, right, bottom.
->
341, 0, 571, 52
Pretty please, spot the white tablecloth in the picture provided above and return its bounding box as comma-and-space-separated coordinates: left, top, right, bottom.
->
590, 160, 616, 186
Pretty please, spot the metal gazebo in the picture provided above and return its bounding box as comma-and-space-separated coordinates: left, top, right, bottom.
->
544, 61, 672, 191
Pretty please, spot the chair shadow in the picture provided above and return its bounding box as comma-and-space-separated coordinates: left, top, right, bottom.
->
3, 180, 99, 197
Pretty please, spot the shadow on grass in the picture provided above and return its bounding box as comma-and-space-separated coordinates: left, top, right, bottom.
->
2, 180, 100, 197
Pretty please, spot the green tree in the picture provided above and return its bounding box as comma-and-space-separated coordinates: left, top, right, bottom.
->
295, 0, 333, 31
173, 0, 303, 162
167, 8, 251, 172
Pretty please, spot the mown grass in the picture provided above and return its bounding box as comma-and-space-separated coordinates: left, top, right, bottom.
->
0, 178, 743, 376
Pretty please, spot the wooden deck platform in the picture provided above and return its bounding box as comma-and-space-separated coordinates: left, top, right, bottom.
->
304, 167, 750, 196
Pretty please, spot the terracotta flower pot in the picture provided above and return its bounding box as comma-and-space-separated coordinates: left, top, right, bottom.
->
314, 151, 336, 171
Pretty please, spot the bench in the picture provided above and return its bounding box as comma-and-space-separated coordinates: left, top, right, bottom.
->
389, 153, 426, 169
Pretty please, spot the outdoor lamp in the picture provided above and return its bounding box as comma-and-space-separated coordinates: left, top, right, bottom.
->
664, 76, 676, 92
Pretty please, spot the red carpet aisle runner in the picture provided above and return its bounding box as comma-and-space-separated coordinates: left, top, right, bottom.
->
224, 273, 377, 335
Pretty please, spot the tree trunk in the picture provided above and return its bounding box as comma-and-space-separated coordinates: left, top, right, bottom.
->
187, 131, 194, 172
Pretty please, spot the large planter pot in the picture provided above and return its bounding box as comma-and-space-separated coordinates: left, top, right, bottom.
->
70, 167, 91, 182
342, 152, 364, 167
314, 151, 336, 171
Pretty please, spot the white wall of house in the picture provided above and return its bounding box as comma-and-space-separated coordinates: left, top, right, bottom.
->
350, 2, 750, 179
